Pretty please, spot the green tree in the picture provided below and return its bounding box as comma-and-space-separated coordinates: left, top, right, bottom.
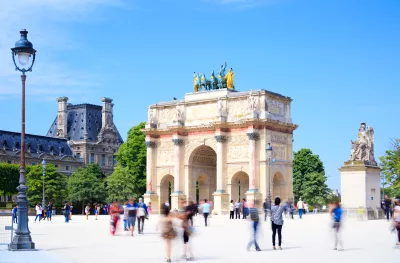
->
380, 139, 400, 198
113, 122, 147, 197
26, 164, 67, 207
68, 164, 106, 213
301, 172, 330, 205
106, 166, 138, 201
293, 148, 326, 202
0, 164, 31, 196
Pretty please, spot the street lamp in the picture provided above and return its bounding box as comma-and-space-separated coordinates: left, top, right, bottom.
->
41, 159, 46, 207
266, 143, 274, 213
9, 29, 36, 251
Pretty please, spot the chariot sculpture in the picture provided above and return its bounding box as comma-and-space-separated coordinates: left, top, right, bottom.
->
193, 62, 235, 92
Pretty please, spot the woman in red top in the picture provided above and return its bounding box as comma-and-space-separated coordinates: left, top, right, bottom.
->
109, 200, 121, 235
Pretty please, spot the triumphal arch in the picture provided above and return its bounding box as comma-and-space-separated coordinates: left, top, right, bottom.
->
143, 65, 297, 214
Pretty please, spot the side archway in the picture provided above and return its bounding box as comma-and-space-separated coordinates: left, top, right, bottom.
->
273, 172, 285, 198
159, 174, 174, 209
229, 172, 249, 202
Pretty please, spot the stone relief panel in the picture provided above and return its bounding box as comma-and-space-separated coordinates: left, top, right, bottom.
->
227, 146, 249, 161
272, 145, 286, 160
227, 99, 248, 121
158, 107, 175, 128
157, 140, 175, 166
271, 134, 287, 144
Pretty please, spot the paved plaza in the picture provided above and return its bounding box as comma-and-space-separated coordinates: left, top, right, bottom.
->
0, 213, 398, 263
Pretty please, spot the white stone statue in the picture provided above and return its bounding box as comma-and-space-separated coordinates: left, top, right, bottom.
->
350, 122, 377, 166
247, 93, 259, 118
217, 98, 226, 117
148, 108, 156, 125
175, 104, 183, 123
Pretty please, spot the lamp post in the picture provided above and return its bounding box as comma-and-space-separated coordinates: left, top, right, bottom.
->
9, 29, 36, 250
41, 159, 46, 207
266, 143, 274, 212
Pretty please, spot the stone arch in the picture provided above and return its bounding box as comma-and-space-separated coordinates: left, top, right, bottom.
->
159, 174, 174, 210
184, 141, 217, 166
273, 172, 285, 198
187, 145, 217, 203
229, 171, 249, 202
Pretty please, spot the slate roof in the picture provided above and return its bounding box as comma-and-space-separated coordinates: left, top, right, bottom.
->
46, 103, 123, 143
0, 130, 75, 157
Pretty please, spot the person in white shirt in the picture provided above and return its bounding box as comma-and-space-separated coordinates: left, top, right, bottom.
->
229, 200, 235, 219
304, 203, 309, 213
234, 200, 241, 219
35, 203, 43, 223
297, 198, 304, 219
201, 199, 211, 227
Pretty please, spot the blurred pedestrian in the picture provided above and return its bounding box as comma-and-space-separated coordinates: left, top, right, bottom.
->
330, 201, 343, 251
85, 203, 90, 220
235, 200, 241, 219
127, 198, 138, 236
263, 199, 269, 221
147, 202, 152, 217
229, 200, 235, 219
242, 199, 248, 219
297, 198, 304, 219
384, 195, 393, 221
95, 203, 100, 220
271, 197, 286, 250
392, 199, 400, 246
201, 199, 211, 227
247, 202, 261, 251
103, 203, 109, 215
46, 202, 53, 222
187, 201, 195, 226
12, 205, 18, 224
123, 201, 129, 231
110, 200, 121, 235
304, 202, 309, 214
160, 204, 177, 262
69, 202, 73, 220
289, 202, 295, 219
177, 199, 195, 261
137, 198, 148, 234
63, 202, 70, 223
34, 202, 43, 223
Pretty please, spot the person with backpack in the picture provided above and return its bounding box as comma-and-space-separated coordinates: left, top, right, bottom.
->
247, 201, 261, 251
12, 205, 18, 224
137, 198, 148, 234
330, 201, 343, 250
271, 197, 286, 250
63, 202, 70, 223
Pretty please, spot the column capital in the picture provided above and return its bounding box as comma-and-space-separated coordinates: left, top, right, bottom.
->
145, 141, 156, 148
246, 132, 259, 141
172, 138, 184, 146
214, 135, 227, 143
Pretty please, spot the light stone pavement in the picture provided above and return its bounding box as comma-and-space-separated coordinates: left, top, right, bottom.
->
0, 213, 398, 263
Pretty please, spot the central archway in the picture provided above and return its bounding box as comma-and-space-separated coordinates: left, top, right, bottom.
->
189, 145, 217, 204
159, 174, 174, 209
230, 172, 249, 202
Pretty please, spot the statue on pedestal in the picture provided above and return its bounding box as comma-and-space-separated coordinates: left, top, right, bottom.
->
193, 62, 235, 92
350, 122, 377, 166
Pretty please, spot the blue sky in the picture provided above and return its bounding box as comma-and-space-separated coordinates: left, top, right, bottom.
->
0, 0, 399, 190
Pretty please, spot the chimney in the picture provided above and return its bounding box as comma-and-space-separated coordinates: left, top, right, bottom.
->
101, 97, 113, 129
57, 97, 69, 138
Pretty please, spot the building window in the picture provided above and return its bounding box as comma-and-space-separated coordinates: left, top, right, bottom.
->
32, 162, 36, 165
7, 160, 11, 164
66, 165, 69, 171
90, 153, 95, 163
55, 164, 58, 168
77, 147, 80, 150
76, 153, 81, 159
101, 154, 105, 166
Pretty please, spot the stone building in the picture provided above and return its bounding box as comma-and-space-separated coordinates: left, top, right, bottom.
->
143, 89, 298, 214
0, 130, 84, 202
46, 97, 123, 174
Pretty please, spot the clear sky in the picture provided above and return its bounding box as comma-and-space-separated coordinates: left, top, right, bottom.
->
0, 0, 399, 190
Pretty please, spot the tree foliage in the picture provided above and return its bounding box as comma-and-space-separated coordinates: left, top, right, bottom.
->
380, 139, 400, 198
113, 122, 147, 197
293, 148, 327, 203
26, 164, 67, 207
106, 166, 138, 202
68, 164, 106, 206
0, 163, 23, 195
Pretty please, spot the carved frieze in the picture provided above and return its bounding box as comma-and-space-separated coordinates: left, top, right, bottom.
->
227, 99, 248, 119
227, 145, 249, 161
227, 135, 248, 145
157, 150, 175, 165
271, 134, 287, 144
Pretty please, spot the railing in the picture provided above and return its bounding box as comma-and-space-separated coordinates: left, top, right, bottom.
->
0, 212, 13, 248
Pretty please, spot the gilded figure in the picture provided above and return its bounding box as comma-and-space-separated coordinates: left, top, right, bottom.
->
225, 68, 234, 89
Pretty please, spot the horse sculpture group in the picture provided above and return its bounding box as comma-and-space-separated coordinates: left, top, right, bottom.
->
193, 62, 234, 92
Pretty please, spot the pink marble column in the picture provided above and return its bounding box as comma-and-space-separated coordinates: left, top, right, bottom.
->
172, 138, 183, 193
247, 132, 258, 191
215, 135, 226, 192
145, 141, 155, 193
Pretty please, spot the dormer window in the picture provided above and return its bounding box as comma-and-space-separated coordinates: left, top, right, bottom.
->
49, 146, 54, 155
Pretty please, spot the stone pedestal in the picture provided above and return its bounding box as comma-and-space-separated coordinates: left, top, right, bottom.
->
143, 192, 159, 214
245, 190, 263, 209
170, 192, 186, 211
212, 191, 230, 215
340, 161, 383, 220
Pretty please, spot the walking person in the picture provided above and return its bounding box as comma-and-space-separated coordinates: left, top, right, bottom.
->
229, 200, 235, 219
289, 202, 295, 219
68, 202, 73, 221
201, 199, 211, 227
160, 204, 177, 262
187, 201, 195, 226
147, 202, 152, 217
127, 198, 138, 236
46, 202, 53, 222
242, 199, 248, 219
392, 199, 400, 247
95, 203, 100, 220
176, 199, 195, 261
304, 202, 309, 214
123, 201, 129, 231
247, 202, 261, 251
297, 198, 304, 219
271, 197, 286, 250
330, 201, 343, 250
137, 198, 148, 234
384, 195, 393, 221
34, 203, 43, 223
85, 203, 91, 220
110, 200, 121, 236
12, 205, 18, 224
235, 200, 241, 219
263, 199, 269, 221
103, 203, 108, 215
63, 202, 71, 223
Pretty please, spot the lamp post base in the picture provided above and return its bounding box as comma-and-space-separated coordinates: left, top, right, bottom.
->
9, 235, 35, 250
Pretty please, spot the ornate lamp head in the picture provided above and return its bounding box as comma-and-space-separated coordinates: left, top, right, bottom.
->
11, 29, 36, 73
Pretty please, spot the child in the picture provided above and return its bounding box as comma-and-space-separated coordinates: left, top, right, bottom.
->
147, 202, 152, 217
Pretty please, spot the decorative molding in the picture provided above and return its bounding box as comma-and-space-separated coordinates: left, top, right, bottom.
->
172, 138, 184, 146
145, 141, 156, 148
214, 135, 226, 143
246, 132, 259, 141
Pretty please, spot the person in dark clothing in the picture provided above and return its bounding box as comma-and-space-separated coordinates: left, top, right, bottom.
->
186, 201, 195, 226
12, 205, 18, 224
47, 202, 53, 222
384, 195, 392, 221
247, 202, 261, 251
263, 199, 269, 221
